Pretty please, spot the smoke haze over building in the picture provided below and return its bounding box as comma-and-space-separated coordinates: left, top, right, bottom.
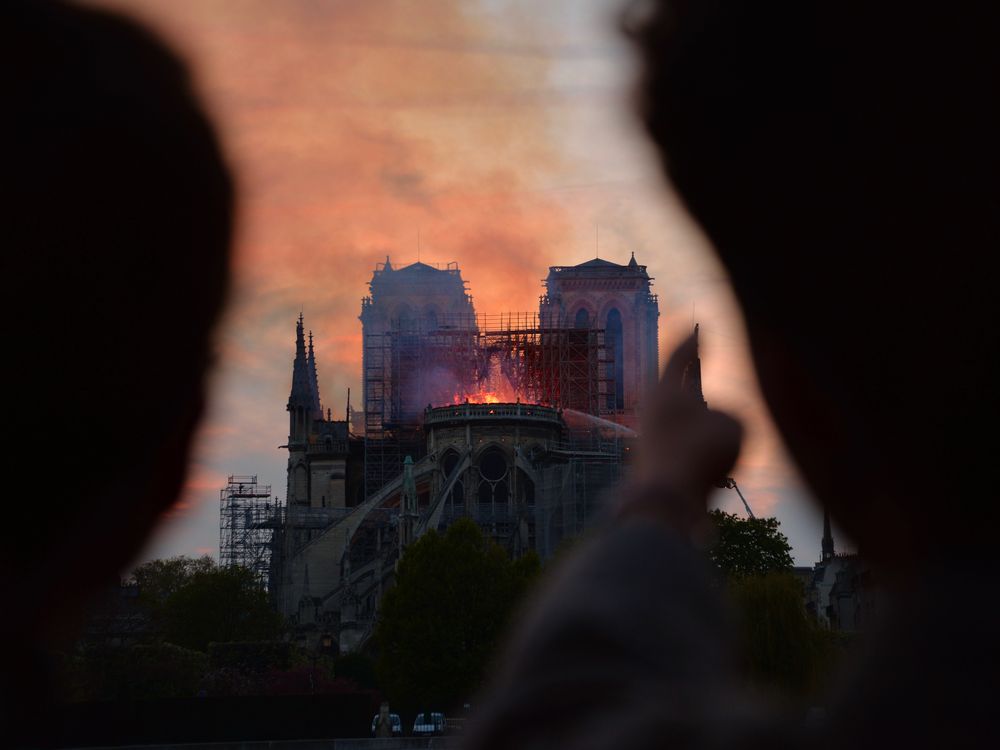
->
83, 0, 828, 566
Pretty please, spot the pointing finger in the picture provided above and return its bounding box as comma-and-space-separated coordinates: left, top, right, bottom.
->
661, 330, 699, 391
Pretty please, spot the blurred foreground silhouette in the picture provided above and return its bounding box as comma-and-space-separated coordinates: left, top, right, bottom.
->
1, 1, 232, 744
465, 2, 998, 748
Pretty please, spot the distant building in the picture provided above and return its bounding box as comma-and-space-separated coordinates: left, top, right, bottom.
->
268, 254, 663, 651
272, 315, 364, 619
827, 556, 879, 632
803, 509, 881, 631
284, 314, 362, 513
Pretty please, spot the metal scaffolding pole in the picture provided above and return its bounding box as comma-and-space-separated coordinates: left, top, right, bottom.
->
219, 475, 279, 589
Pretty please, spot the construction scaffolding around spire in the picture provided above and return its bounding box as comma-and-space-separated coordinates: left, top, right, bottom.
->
219, 475, 282, 589
362, 312, 612, 496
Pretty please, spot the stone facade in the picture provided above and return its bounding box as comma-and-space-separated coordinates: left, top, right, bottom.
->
540, 254, 660, 427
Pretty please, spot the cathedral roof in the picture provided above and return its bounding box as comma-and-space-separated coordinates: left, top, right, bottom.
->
395, 261, 444, 274
367, 257, 471, 298
546, 253, 650, 280
574, 257, 625, 269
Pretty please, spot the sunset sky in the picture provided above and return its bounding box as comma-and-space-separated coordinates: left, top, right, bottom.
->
87, 0, 831, 566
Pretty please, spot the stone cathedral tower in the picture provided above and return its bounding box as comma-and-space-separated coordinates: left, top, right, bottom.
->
285, 313, 352, 511
540, 253, 659, 427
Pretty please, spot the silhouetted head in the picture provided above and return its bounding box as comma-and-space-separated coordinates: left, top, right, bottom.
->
1, 0, 232, 686
628, 1, 997, 568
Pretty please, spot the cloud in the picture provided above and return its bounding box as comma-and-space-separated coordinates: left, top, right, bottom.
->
89, 0, 819, 566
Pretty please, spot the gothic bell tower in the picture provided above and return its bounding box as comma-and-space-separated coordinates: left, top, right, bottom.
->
540, 253, 659, 427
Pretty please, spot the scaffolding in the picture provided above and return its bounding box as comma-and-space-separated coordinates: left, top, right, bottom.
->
363, 312, 612, 497
535, 436, 628, 558
219, 475, 281, 589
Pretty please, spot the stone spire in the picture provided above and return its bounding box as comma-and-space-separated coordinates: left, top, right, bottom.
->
288, 313, 313, 409
821, 507, 836, 561
681, 323, 708, 408
288, 313, 317, 444
307, 330, 322, 418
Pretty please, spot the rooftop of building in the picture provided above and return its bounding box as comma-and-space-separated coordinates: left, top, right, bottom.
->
366, 256, 471, 294
546, 252, 651, 279
372, 257, 464, 277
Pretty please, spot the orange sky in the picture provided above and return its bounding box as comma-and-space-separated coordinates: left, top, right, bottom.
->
84, 0, 830, 565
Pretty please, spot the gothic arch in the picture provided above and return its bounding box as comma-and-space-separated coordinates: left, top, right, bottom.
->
476, 445, 509, 482
515, 467, 535, 505
475, 445, 510, 508
571, 300, 597, 328
597, 297, 629, 326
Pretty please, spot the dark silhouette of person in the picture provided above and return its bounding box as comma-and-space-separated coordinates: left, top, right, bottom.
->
1, 1, 232, 745
465, 2, 997, 748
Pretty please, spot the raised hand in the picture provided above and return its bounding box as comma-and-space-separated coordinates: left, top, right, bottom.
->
618, 331, 743, 545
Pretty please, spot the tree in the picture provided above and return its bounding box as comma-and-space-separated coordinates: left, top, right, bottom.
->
334, 652, 379, 690
708, 509, 794, 579
375, 518, 540, 713
729, 572, 838, 697
160, 565, 284, 652
131, 555, 216, 604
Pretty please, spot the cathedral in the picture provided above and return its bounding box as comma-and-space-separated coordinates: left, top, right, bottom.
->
271, 253, 660, 651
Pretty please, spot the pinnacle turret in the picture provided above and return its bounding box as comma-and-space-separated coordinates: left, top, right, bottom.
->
307, 330, 322, 418
288, 314, 323, 443
822, 508, 836, 561
288, 313, 313, 409
681, 323, 708, 408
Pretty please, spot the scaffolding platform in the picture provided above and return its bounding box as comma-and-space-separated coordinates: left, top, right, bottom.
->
219, 475, 281, 589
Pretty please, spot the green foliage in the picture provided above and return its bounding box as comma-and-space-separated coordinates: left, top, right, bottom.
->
334, 652, 379, 690
375, 518, 540, 712
129, 555, 217, 638
704, 514, 836, 697
131, 555, 216, 605
708, 510, 794, 579
729, 572, 838, 698
161, 566, 284, 652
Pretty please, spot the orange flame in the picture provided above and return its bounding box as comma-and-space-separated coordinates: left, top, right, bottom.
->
451, 382, 520, 405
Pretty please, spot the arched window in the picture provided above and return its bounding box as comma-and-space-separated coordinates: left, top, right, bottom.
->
574, 307, 590, 329
606, 308, 624, 410
479, 448, 507, 482
477, 447, 508, 509
442, 449, 460, 477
